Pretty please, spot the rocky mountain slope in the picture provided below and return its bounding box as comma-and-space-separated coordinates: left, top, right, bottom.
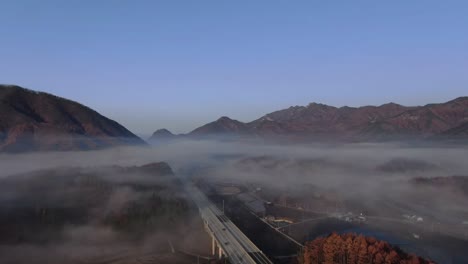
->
0, 85, 145, 152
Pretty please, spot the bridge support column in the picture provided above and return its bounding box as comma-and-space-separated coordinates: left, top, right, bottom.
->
211, 236, 216, 256
218, 246, 223, 259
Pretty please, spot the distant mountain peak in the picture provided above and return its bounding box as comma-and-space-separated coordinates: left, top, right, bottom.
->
288, 105, 306, 110
307, 102, 335, 108
148, 128, 177, 142
189, 116, 247, 135
217, 116, 235, 122
152, 128, 174, 136
380, 102, 402, 107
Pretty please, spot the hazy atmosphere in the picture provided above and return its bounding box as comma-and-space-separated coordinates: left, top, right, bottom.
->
1, 1, 468, 264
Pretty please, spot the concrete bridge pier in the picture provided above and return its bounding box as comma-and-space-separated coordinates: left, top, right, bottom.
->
212, 236, 216, 255
210, 236, 225, 259
218, 246, 224, 259
207, 223, 225, 259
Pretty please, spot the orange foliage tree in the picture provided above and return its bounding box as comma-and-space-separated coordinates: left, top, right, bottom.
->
300, 233, 435, 264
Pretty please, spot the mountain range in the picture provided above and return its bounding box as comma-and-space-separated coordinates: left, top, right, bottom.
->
0, 85, 145, 152
1, 84, 467, 152
153, 97, 468, 142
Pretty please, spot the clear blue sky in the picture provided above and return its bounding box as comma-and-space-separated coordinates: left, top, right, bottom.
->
1, 1, 467, 135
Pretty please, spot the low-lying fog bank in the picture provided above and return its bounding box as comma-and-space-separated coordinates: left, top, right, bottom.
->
2, 139, 468, 176
2, 139, 468, 221
1, 139, 467, 263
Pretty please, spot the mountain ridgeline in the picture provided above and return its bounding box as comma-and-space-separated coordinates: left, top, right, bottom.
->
0, 85, 145, 152
179, 97, 468, 142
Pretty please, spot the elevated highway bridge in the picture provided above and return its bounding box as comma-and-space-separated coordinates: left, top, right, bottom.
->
183, 181, 273, 264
